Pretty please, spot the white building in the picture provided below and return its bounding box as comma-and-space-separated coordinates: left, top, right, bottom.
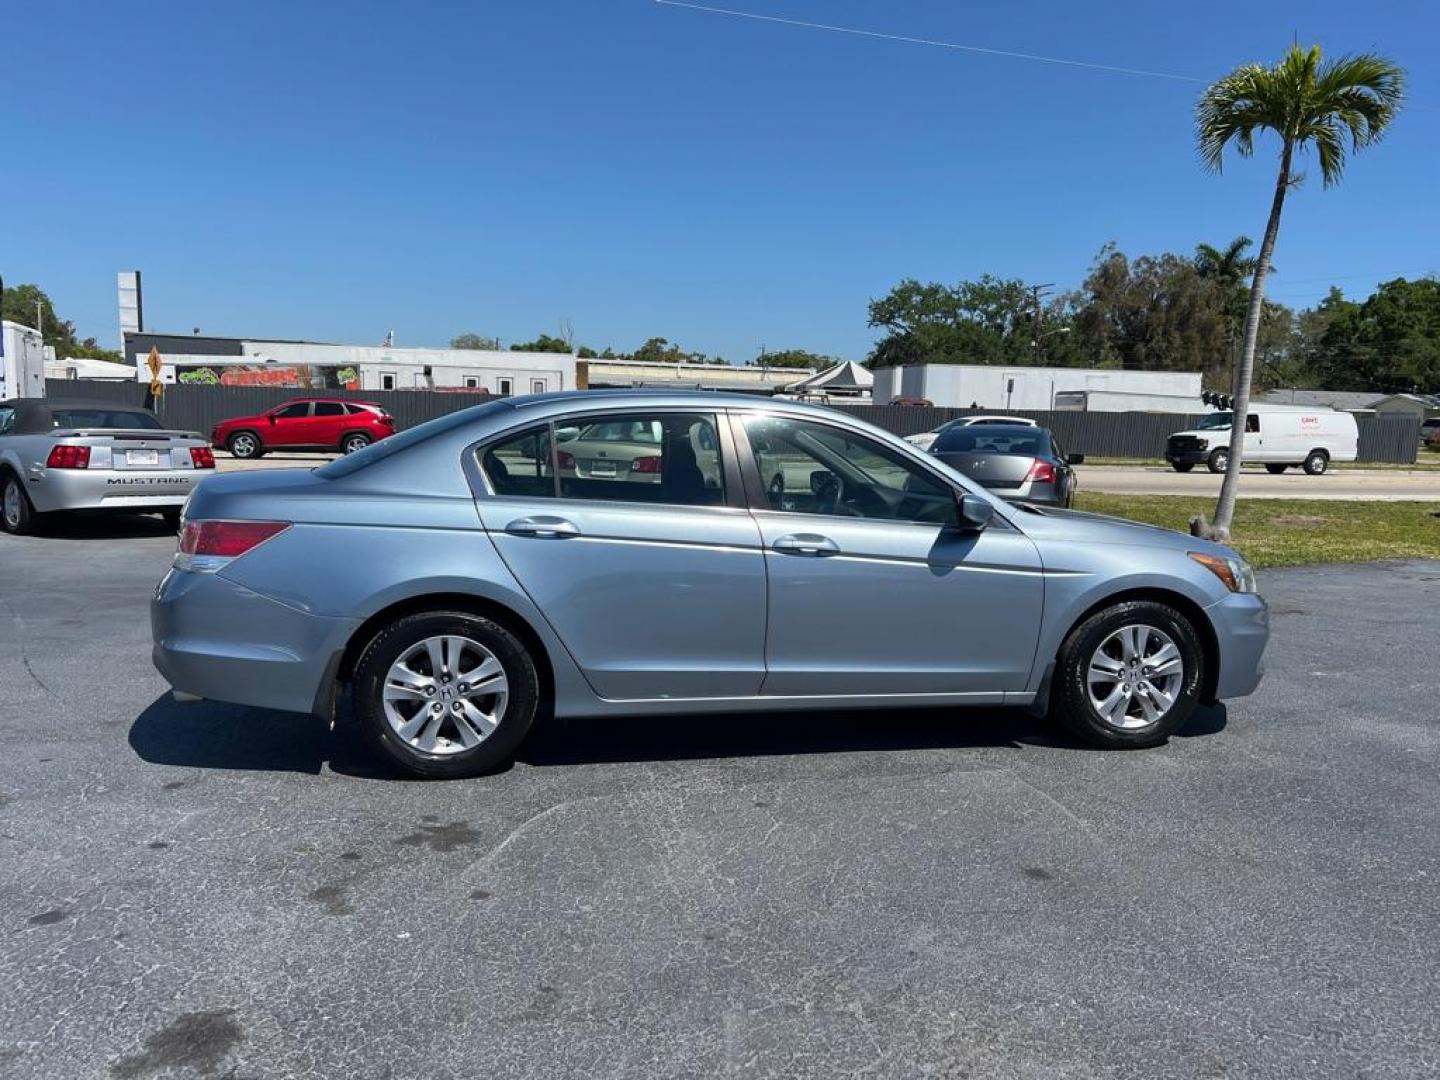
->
125, 332, 574, 396
872, 363, 1202, 411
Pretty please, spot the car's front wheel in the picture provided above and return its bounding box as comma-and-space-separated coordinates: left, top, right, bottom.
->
1170, 462, 1194, 473
352, 611, 539, 779
227, 431, 262, 459
2, 473, 40, 535
1052, 600, 1204, 748
1207, 448, 1229, 474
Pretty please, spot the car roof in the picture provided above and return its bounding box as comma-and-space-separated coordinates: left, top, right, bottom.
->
503, 388, 846, 418
1, 397, 159, 435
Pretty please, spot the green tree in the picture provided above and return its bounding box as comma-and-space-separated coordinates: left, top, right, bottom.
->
755, 348, 832, 369
867, 275, 1040, 367
509, 333, 573, 354
1193, 43, 1404, 540
450, 333, 500, 350
1308, 278, 1440, 393
1, 282, 124, 363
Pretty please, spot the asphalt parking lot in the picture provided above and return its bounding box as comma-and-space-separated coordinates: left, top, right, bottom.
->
2, 521, 1438, 1079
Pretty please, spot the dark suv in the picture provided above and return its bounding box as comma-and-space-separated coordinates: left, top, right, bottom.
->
212, 399, 395, 458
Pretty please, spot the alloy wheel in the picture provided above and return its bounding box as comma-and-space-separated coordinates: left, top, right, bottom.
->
3, 481, 20, 529
381, 635, 509, 755
1086, 624, 1184, 730
343, 435, 369, 454
230, 434, 257, 458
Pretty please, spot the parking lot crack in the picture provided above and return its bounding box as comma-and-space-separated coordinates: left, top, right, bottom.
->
0, 594, 57, 698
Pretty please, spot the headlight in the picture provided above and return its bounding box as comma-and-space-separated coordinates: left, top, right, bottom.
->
1194, 438, 1208, 450
1189, 551, 1257, 593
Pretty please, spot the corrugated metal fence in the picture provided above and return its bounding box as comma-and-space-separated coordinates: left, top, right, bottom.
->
832, 405, 1421, 464
45, 381, 490, 438
44, 381, 1421, 463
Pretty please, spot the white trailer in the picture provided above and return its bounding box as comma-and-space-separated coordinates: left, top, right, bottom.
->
873, 363, 1201, 411
1, 321, 47, 400
1053, 389, 1207, 413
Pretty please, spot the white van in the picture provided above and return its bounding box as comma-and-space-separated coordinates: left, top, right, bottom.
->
1165, 407, 1359, 475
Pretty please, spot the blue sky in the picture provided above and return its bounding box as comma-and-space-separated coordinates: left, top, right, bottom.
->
6, 0, 1437, 362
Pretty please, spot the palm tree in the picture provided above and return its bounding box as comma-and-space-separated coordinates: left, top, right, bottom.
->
1194, 236, 1262, 391
1193, 236, 1259, 286
1190, 44, 1403, 541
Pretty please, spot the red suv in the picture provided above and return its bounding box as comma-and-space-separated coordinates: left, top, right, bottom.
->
212, 399, 396, 459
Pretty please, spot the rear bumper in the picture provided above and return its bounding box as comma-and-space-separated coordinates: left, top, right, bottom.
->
151, 567, 359, 716
1206, 591, 1269, 700
27, 467, 203, 513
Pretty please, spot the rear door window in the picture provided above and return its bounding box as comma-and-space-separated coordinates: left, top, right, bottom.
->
314, 402, 345, 417
550, 413, 725, 507
481, 426, 556, 498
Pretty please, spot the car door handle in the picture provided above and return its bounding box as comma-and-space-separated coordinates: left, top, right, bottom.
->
771, 533, 840, 556
505, 516, 580, 538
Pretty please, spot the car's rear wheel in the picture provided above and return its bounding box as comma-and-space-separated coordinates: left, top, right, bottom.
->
352, 611, 539, 779
1052, 600, 1204, 749
227, 431, 262, 459
2, 473, 40, 536
1265, 463, 1288, 474
341, 432, 371, 454
1170, 462, 1194, 473
1206, 448, 1229, 474
1302, 449, 1329, 476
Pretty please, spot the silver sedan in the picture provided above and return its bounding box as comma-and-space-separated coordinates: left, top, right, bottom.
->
1, 397, 214, 534
152, 391, 1268, 779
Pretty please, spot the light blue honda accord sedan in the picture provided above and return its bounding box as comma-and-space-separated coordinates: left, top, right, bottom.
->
152, 391, 1268, 778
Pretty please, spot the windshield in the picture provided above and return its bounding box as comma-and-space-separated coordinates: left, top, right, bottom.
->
316, 401, 509, 478
52, 408, 162, 430
1198, 412, 1233, 430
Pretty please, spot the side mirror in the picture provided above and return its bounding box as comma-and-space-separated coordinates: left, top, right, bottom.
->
955, 492, 994, 532
1067, 453, 1085, 465
268, 415, 278, 424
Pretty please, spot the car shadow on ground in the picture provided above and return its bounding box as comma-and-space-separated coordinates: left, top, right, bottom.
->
128, 693, 1228, 779
33, 513, 176, 540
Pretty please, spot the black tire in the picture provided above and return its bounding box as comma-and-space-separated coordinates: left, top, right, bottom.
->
1171, 462, 1194, 473
1052, 600, 1205, 749
227, 431, 263, 459
2, 472, 40, 536
1265, 463, 1288, 475
352, 611, 540, 779
340, 432, 372, 455
1302, 449, 1329, 476
1206, 448, 1229, 474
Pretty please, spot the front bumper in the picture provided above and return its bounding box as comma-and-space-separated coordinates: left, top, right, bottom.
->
151, 567, 360, 716
27, 467, 203, 513
1165, 448, 1211, 466
1206, 590, 1269, 700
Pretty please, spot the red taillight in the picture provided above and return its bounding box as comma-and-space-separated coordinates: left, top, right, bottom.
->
556, 450, 576, 470
378, 414, 395, 426
630, 455, 663, 474
1024, 459, 1057, 483
190, 447, 216, 469
46, 445, 91, 469
177, 520, 290, 568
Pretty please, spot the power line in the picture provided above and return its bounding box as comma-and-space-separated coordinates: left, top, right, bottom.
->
652, 0, 1204, 83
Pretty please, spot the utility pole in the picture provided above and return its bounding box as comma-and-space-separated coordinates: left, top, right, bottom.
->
1028, 284, 1052, 354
